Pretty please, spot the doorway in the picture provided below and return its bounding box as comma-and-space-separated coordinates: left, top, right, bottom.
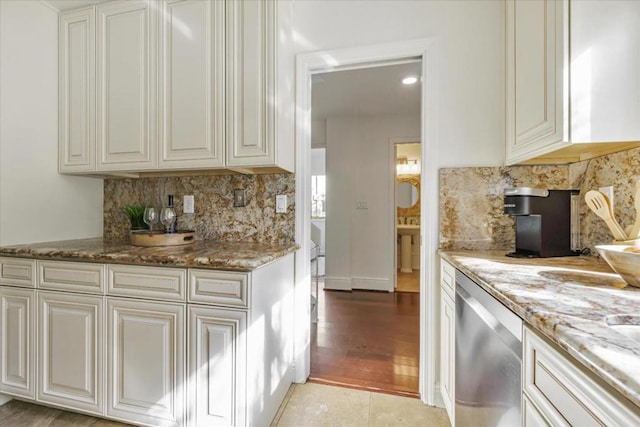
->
294, 39, 439, 405
307, 62, 421, 395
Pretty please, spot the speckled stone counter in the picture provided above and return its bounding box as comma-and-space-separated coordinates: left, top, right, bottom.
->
440, 250, 640, 408
0, 238, 298, 271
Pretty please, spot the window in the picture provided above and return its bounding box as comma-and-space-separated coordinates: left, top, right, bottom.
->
311, 175, 326, 218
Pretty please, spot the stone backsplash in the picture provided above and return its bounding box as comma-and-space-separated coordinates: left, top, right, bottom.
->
570, 146, 640, 252
104, 173, 295, 244
439, 146, 640, 254
439, 165, 569, 251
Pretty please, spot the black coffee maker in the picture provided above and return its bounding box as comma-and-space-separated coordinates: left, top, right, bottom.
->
504, 187, 581, 258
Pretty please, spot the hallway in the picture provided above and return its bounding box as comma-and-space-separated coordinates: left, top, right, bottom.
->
310, 280, 420, 396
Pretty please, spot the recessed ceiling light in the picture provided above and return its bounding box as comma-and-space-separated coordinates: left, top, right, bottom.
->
402, 75, 418, 85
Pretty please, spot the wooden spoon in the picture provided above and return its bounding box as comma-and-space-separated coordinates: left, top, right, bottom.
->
585, 190, 627, 241
628, 181, 640, 239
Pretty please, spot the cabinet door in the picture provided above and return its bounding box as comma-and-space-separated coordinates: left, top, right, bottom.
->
439, 293, 454, 425
226, 0, 278, 168
0, 287, 35, 399
506, 0, 568, 164
159, 0, 224, 169
188, 305, 246, 427
107, 298, 184, 427
37, 291, 104, 415
59, 7, 96, 173
96, 0, 156, 171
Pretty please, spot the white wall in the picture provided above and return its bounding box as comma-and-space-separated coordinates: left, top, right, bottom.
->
293, 0, 505, 167
325, 114, 420, 291
0, 0, 103, 246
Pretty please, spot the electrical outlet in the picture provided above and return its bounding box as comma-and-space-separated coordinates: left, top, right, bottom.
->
356, 200, 368, 210
599, 186, 614, 209
183, 195, 194, 214
276, 195, 288, 213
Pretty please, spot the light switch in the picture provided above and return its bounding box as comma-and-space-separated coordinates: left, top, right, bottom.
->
276, 195, 288, 213
183, 195, 194, 213
356, 200, 368, 209
599, 186, 614, 210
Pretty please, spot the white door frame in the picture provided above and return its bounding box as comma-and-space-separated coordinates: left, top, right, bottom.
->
294, 38, 439, 406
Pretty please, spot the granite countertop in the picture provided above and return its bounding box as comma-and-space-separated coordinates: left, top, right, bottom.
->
440, 250, 640, 408
0, 238, 299, 271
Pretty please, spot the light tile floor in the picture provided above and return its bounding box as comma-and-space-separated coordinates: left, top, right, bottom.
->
272, 383, 450, 427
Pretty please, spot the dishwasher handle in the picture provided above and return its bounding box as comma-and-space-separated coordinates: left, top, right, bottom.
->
456, 283, 522, 359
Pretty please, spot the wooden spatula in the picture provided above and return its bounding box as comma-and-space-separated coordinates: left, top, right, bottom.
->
585, 190, 627, 241
628, 181, 640, 239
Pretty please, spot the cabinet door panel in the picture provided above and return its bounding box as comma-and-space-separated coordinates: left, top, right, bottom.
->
97, 0, 155, 170
506, 0, 567, 163
0, 288, 35, 399
226, 0, 276, 167
107, 298, 184, 427
439, 294, 454, 424
159, 0, 224, 168
38, 292, 104, 415
188, 306, 246, 427
59, 8, 95, 172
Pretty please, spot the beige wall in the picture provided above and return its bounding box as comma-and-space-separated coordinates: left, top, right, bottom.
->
0, 0, 103, 245
293, 0, 505, 168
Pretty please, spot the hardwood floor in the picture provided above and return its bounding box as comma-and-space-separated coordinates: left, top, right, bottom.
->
395, 269, 420, 293
310, 280, 420, 397
0, 400, 129, 426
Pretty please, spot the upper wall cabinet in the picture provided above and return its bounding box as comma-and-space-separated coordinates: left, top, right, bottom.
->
58, 0, 294, 176
96, 0, 156, 171
506, 0, 640, 165
158, 0, 225, 169
59, 8, 95, 173
226, 0, 294, 172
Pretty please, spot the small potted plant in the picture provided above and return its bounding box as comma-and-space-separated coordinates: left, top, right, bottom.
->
124, 203, 147, 232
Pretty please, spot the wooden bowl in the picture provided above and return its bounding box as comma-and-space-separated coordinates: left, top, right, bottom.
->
130, 230, 195, 247
596, 245, 640, 288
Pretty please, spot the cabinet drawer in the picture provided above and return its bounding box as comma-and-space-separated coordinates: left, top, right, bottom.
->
188, 269, 248, 308
440, 259, 455, 299
38, 261, 105, 294
108, 265, 186, 302
523, 326, 640, 426
0, 257, 36, 288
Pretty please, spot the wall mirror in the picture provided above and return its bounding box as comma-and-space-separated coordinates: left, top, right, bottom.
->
396, 175, 420, 217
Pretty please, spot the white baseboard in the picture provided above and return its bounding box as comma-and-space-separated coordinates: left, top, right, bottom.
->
0, 394, 12, 406
433, 384, 445, 408
352, 277, 393, 292
324, 277, 351, 290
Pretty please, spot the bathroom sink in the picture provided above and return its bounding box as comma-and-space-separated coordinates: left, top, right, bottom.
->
605, 315, 640, 343
397, 224, 420, 235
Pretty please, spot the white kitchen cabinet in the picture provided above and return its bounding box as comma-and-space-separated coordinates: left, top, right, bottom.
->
96, 0, 156, 171
226, 0, 294, 172
188, 305, 246, 427
59, 7, 96, 173
439, 260, 455, 425
37, 291, 104, 415
107, 297, 185, 427
506, 0, 640, 165
523, 325, 640, 426
523, 394, 550, 427
0, 257, 36, 288
159, 0, 225, 169
0, 287, 35, 400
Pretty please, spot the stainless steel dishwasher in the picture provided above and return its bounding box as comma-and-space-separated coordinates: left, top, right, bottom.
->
455, 270, 522, 427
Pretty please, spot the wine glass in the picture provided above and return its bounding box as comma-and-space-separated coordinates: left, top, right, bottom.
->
143, 207, 159, 232
160, 207, 176, 233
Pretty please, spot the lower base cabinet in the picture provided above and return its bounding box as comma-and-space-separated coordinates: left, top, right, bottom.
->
523, 326, 640, 426
0, 287, 35, 399
37, 291, 103, 415
107, 298, 185, 427
0, 254, 295, 427
188, 306, 246, 427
